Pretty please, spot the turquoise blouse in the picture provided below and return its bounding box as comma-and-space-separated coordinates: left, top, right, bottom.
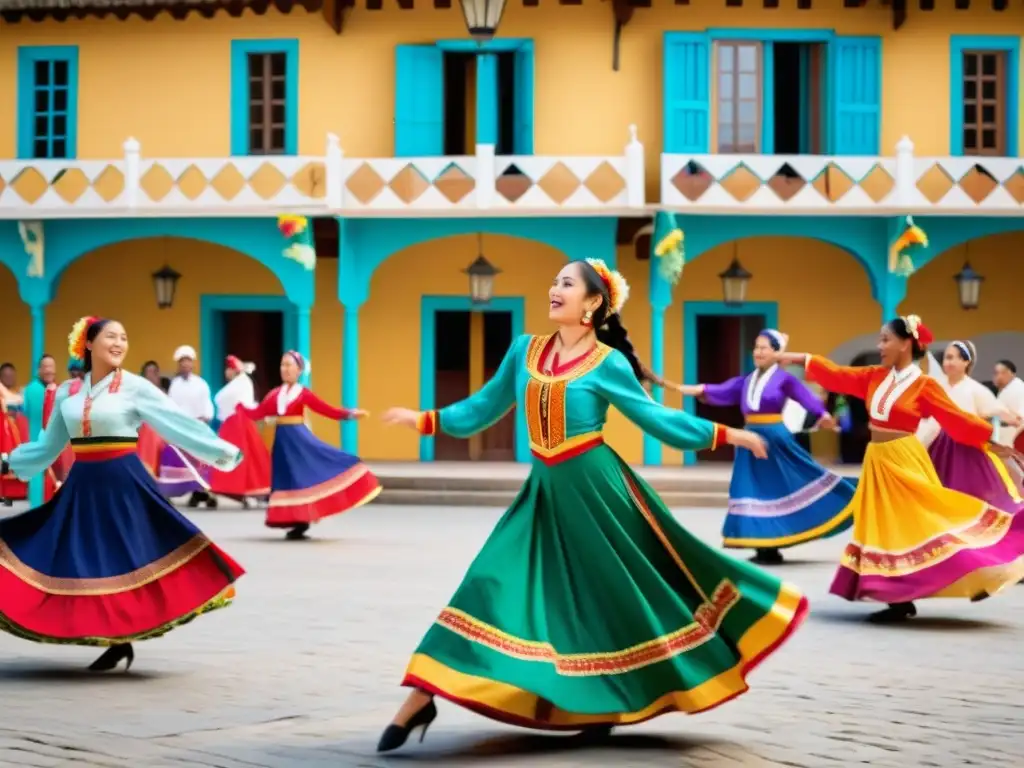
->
422, 334, 724, 462
8, 370, 242, 480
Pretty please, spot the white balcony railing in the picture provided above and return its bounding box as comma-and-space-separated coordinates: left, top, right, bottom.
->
0, 129, 646, 219
661, 137, 1024, 214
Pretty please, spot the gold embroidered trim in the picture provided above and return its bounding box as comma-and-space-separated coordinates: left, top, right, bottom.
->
436, 580, 739, 677
0, 535, 211, 596
525, 334, 614, 384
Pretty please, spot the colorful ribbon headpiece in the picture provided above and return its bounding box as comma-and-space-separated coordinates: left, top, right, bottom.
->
902, 314, 935, 347
585, 259, 630, 316
285, 350, 306, 371
68, 316, 101, 365
277, 215, 316, 271
760, 329, 789, 352
889, 216, 929, 276
652, 211, 685, 285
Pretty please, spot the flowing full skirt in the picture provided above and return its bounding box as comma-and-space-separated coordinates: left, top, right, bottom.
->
265, 422, 381, 528
403, 444, 807, 729
156, 443, 209, 498
830, 436, 1024, 603
1, 412, 28, 501
136, 424, 164, 478
928, 432, 1024, 514
723, 421, 855, 549
0, 439, 243, 646
209, 414, 271, 498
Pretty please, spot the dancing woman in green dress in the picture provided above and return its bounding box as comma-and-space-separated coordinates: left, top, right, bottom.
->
378, 259, 808, 752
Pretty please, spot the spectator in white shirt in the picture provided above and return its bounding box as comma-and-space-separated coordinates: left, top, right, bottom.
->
168, 345, 215, 507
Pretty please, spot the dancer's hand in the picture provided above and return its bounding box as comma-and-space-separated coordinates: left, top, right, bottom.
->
816, 413, 838, 432
347, 409, 370, 420
1004, 412, 1023, 428
726, 428, 768, 459
990, 442, 1015, 458
775, 352, 806, 367
382, 407, 419, 430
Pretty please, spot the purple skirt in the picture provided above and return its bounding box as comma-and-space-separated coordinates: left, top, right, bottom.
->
928, 433, 1024, 515
156, 444, 210, 498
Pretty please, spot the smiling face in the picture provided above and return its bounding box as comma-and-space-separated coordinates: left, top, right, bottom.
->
37, 356, 56, 385
89, 321, 128, 371
280, 354, 301, 385
942, 344, 970, 378
752, 335, 777, 370
877, 325, 911, 368
548, 262, 602, 326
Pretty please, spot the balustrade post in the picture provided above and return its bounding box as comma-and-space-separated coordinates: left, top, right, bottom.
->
625, 124, 646, 208
475, 143, 496, 209
895, 136, 916, 207
123, 137, 141, 208
325, 133, 344, 210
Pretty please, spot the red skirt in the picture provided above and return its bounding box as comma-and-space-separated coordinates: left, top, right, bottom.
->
1, 413, 27, 501
136, 424, 165, 478
209, 414, 271, 498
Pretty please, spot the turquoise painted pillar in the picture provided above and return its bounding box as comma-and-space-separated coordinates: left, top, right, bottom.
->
644, 253, 674, 465
296, 304, 312, 386
30, 305, 45, 373
341, 305, 360, 453
476, 53, 498, 146
22, 379, 45, 507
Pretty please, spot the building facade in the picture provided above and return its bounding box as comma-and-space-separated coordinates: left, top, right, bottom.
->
0, 0, 1022, 465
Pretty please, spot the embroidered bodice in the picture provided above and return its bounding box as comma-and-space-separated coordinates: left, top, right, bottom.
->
805, 355, 993, 448
702, 365, 826, 418
417, 334, 726, 464
238, 385, 351, 422
7, 370, 242, 480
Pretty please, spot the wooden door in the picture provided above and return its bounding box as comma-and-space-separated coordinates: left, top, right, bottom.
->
223, 311, 284, 399
480, 312, 515, 461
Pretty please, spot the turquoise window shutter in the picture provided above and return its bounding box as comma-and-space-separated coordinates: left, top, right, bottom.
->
394, 45, 445, 157
831, 36, 881, 155
513, 42, 535, 154
663, 33, 710, 154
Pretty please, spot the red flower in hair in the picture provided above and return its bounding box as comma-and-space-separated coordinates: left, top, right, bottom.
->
916, 323, 935, 347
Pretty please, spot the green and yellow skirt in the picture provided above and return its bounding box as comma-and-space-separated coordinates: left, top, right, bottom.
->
402, 443, 807, 730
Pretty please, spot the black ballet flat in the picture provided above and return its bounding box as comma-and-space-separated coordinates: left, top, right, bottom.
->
750, 548, 784, 565
576, 724, 614, 742
88, 643, 134, 672
285, 524, 310, 540
867, 603, 917, 624
376, 699, 438, 753
971, 591, 990, 603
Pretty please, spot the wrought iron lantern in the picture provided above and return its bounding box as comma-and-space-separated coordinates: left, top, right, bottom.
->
953, 262, 984, 310
151, 265, 181, 310
465, 239, 501, 305
458, 0, 508, 42
719, 258, 752, 307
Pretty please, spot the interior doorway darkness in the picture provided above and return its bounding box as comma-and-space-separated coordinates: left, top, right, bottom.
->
432, 309, 515, 461
773, 42, 825, 154
220, 310, 284, 400
693, 312, 766, 462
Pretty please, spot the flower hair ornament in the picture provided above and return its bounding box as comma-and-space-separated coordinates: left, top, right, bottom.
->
585, 258, 630, 316
68, 315, 101, 365
902, 314, 935, 347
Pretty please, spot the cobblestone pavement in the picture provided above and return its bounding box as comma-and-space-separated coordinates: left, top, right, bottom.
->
2, 503, 1023, 767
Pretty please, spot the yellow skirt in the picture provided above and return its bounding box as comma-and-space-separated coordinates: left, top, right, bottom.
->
829, 436, 1024, 603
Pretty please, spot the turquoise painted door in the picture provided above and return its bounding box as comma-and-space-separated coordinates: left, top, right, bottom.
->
394, 45, 445, 157
830, 36, 881, 155
513, 42, 535, 154
662, 33, 710, 153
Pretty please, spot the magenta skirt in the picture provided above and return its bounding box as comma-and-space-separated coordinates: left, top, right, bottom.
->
928, 433, 1024, 515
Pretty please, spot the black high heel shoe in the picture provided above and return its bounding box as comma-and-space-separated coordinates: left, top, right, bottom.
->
285, 524, 310, 540
376, 699, 438, 753
88, 643, 135, 672
867, 602, 917, 624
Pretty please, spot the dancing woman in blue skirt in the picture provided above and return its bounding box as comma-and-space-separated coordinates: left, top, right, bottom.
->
678, 329, 855, 564
0, 316, 245, 672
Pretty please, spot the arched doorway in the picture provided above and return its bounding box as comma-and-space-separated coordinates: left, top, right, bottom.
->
0, 266, 31, 378
48, 236, 290, 397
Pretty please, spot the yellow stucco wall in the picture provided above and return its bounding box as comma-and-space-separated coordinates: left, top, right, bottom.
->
901, 232, 1024, 337
0, 267, 30, 379
2, 4, 1021, 193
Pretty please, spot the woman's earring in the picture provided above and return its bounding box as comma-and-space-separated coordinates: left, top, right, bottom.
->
581, 309, 593, 327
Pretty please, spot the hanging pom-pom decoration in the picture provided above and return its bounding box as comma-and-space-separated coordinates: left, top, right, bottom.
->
888, 215, 929, 277
652, 211, 685, 285
277, 215, 316, 271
